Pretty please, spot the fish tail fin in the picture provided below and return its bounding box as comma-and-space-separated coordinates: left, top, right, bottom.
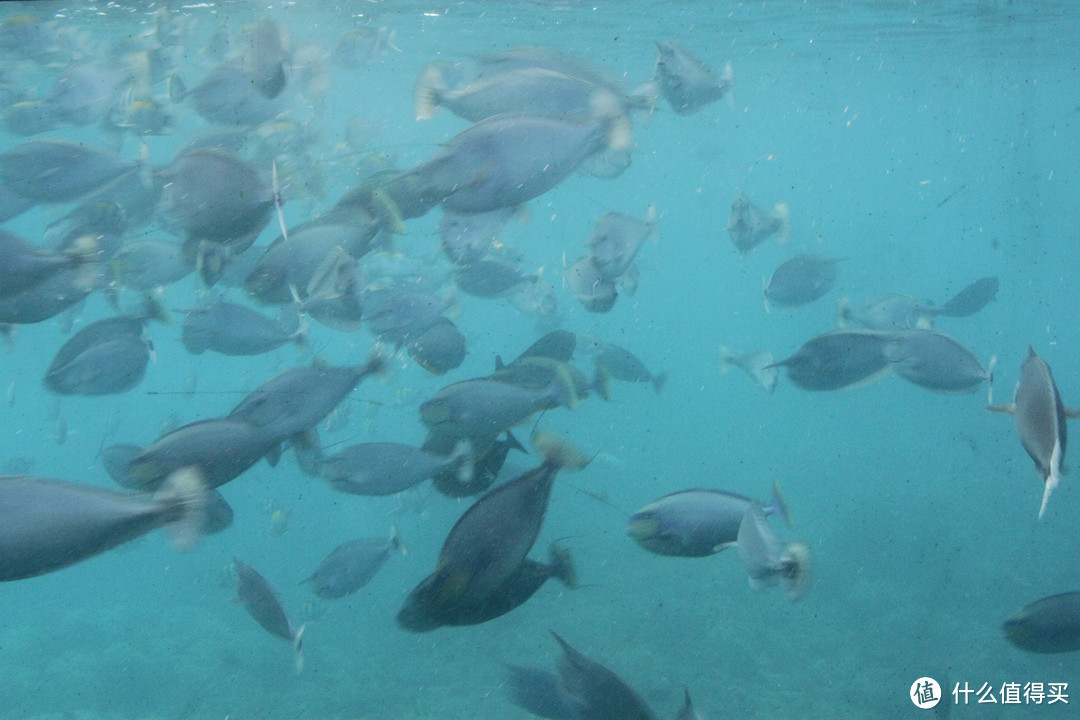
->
834, 296, 852, 327
773, 202, 791, 244
157, 465, 207, 552
532, 431, 587, 471
548, 543, 577, 589
592, 364, 612, 401
450, 438, 475, 485
768, 481, 792, 527
389, 524, 409, 556
1038, 474, 1058, 519
589, 91, 633, 151
721, 61, 736, 108
628, 80, 660, 115
651, 371, 668, 394
414, 63, 445, 120
551, 363, 578, 411
293, 623, 306, 674
986, 354, 997, 406
779, 541, 812, 601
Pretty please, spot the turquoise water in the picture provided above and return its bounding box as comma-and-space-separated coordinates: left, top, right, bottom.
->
1, 1, 1079, 718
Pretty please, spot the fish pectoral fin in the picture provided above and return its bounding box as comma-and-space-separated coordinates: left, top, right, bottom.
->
712, 541, 736, 553
1064, 407, 1080, 420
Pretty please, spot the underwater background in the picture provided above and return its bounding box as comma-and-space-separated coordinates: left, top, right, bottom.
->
1, 0, 1079, 718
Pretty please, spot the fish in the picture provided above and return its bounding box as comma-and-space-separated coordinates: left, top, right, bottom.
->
427, 430, 527, 498
726, 190, 790, 256
676, 689, 708, 720
181, 300, 306, 356
935, 276, 999, 318
43, 315, 153, 396
169, 60, 285, 127
654, 40, 733, 115
763, 255, 840, 311
586, 205, 658, 284
580, 338, 666, 394
365, 289, 450, 346
628, 483, 789, 557
0, 229, 98, 299
564, 255, 617, 313
420, 374, 576, 438
454, 258, 537, 298
320, 441, 472, 496
882, 329, 993, 396
769, 329, 892, 391
233, 557, 305, 672
737, 504, 811, 601
108, 239, 192, 291
397, 433, 585, 629
505, 632, 661, 720
398, 105, 632, 214
987, 348, 1079, 518
1003, 591, 1080, 654
0, 468, 204, 581
719, 347, 779, 393
0, 139, 136, 204
406, 317, 467, 375
303, 527, 406, 599
836, 277, 1000, 331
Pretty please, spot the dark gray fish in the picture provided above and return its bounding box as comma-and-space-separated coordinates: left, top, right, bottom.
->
199, 489, 234, 535
565, 255, 617, 313
0, 469, 204, 581
720, 347, 778, 393
0, 229, 97, 299
439, 206, 520, 263
0, 139, 136, 204
470, 47, 645, 105
159, 147, 273, 249
406, 317, 467, 375
1004, 592, 1080, 654
365, 289, 449, 346
654, 40, 733, 115
492, 357, 608, 405
420, 374, 576, 438
508, 330, 577, 365
727, 191, 790, 256
882, 329, 992, 395
398, 434, 585, 626
320, 441, 471, 496
506, 632, 661, 720
769, 329, 891, 391
233, 557, 304, 672
43, 316, 152, 396
763, 255, 840, 311
228, 356, 384, 445
581, 338, 666, 394
586, 205, 657, 283
399, 109, 631, 214
246, 18, 289, 99
628, 484, 789, 557
0, 266, 94, 325
47, 63, 124, 126
987, 348, 1077, 519
100, 443, 145, 489
427, 430, 527, 498
454, 259, 535, 298
737, 504, 811, 601
398, 543, 574, 631
181, 300, 305, 356
127, 417, 279, 491
304, 527, 405, 599
169, 60, 285, 127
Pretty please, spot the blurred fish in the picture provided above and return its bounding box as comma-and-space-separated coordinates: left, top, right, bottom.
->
246, 18, 289, 100
0, 139, 136, 204
505, 632, 662, 720
719, 347, 778, 393
987, 348, 1079, 519
564, 255, 617, 313
304, 527, 406, 599
763, 255, 840, 311
0, 469, 204, 581
109, 239, 192, 291
406, 317, 467, 375
421, 374, 576, 439
935, 276, 999, 318
580, 338, 666, 394
727, 190, 790, 257
233, 558, 305, 672
47, 62, 125, 127
454, 258, 537, 298
769, 329, 891, 391
169, 60, 285, 127
332, 25, 396, 68
427, 430, 527, 498
654, 40, 733, 115
837, 277, 999, 331
439, 206, 521, 263
181, 300, 306, 356
2, 99, 59, 136
1004, 592, 1080, 654
628, 483, 789, 557
320, 441, 472, 496
882, 329, 993, 395
736, 504, 811, 601
586, 205, 657, 284
397, 433, 585, 630
365, 289, 449, 346
0, 229, 97, 299
43, 315, 154, 396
